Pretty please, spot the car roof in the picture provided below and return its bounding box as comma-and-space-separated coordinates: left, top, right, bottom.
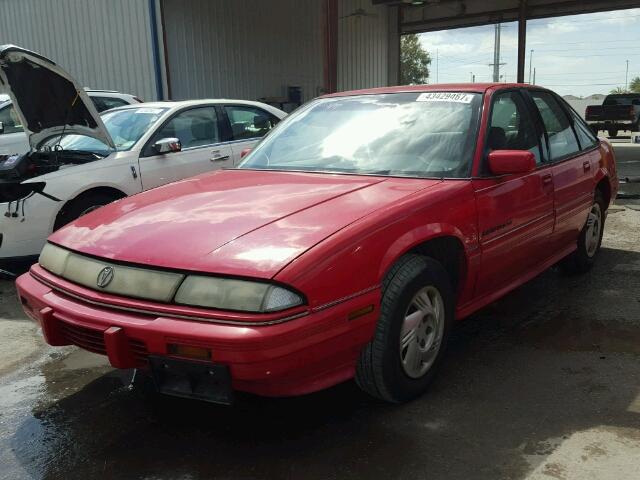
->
108, 99, 286, 115
322, 83, 536, 98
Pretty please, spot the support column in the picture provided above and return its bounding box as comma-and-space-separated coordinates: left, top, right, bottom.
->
387, 6, 400, 86
517, 0, 527, 83
322, 0, 338, 94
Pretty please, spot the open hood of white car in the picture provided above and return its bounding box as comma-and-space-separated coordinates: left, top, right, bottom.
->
0, 45, 115, 150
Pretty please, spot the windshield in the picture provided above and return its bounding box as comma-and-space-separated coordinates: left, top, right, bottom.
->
239, 92, 482, 178
41, 106, 168, 154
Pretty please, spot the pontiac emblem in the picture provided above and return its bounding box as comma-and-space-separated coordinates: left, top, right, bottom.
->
96, 266, 115, 288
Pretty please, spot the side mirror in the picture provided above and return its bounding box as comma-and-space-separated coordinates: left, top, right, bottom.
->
240, 147, 252, 159
488, 150, 536, 175
0, 121, 4, 134
153, 137, 182, 154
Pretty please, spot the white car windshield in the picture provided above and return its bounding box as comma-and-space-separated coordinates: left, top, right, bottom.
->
42, 107, 168, 154
239, 92, 482, 178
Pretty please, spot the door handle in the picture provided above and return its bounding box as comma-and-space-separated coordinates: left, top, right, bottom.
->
542, 174, 552, 185
583, 161, 591, 172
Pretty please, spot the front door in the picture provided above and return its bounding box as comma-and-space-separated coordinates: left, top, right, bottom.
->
473, 90, 555, 296
138, 106, 232, 190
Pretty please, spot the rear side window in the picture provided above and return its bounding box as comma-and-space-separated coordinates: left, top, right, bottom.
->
530, 91, 580, 161
568, 108, 598, 151
225, 105, 279, 140
91, 96, 130, 112
0, 104, 24, 134
488, 91, 542, 165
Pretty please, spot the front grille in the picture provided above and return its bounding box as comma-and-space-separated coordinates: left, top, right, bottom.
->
59, 321, 150, 366
59, 322, 107, 355
129, 338, 149, 366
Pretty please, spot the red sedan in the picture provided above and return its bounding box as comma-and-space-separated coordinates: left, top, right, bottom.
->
17, 84, 618, 403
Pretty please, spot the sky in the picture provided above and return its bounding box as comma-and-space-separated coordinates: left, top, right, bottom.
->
417, 8, 640, 97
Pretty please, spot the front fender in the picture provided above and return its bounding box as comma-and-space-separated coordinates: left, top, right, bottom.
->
377, 222, 471, 280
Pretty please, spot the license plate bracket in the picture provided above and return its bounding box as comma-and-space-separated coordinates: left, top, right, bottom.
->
149, 355, 233, 405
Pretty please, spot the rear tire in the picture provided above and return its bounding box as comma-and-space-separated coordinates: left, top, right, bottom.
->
54, 191, 120, 231
355, 255, 454, 403
560, 190, 605, 274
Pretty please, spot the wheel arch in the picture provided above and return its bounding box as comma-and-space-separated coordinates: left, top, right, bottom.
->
379, 225, 470, 298
595, 175, 612, 209
53, 186, 127, 231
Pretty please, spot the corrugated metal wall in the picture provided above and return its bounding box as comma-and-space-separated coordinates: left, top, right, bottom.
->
0, 0, 158, 100
337, 0, 389, 92
162, 0, 324, 102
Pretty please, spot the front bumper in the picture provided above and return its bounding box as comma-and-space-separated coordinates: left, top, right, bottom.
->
0, 197, 55, 259
16, 269, 380, 397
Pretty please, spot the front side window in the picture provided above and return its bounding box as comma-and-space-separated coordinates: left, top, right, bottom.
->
239, 92, 482, 178
150, 107, 220, 150
530, 91, 580, 161
487, 91, 542, 165
0, 104, 24, 134
225, 105, 279, 140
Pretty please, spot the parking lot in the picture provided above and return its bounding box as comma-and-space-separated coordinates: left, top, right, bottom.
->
1, 140, 639, 479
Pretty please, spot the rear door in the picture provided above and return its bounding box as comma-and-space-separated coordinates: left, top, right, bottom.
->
527, 90, 597, 252
138, 106, 232, 189
223, 104, 281, 165
473, 90, 554, 296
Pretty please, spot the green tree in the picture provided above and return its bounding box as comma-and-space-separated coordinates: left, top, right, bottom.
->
630, 76, 640, 93
610, 86, 629, 94
400, 34, 431, 85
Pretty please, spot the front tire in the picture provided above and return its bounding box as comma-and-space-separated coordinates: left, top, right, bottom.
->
560, 190, 606, 274
355, 255, 454, 403
54, 191, 120, 231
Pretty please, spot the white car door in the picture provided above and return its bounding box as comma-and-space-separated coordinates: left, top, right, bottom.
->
137, 106, 232, 189
224, 104, 281, 165
0, 103, 29, 155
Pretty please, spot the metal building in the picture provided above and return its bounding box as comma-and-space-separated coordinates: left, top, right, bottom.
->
1, 0, 638, 104
0, 0, 394, 104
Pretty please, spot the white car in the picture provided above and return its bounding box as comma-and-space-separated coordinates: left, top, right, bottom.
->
0, 45, 286, 265
0, 89, 142, 155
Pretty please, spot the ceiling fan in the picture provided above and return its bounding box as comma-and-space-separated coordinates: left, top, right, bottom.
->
339, 8, 379, 20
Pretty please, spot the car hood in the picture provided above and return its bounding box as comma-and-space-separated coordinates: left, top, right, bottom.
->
49, 170, 441, 278
0, 45, 114, 150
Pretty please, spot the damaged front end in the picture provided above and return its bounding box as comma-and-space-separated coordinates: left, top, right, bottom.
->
0, 44, 115, 207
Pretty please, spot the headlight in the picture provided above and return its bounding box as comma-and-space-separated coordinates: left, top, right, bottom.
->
174, 275, 304, 313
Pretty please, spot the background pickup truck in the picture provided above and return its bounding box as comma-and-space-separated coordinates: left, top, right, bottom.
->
585, 93, 640, 137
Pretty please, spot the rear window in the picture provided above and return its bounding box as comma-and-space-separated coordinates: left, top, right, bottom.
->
603, 95, 640, 106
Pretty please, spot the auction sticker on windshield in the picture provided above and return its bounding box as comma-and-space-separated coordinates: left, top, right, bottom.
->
135, 108, 164, 114
416, 92, 475, 103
